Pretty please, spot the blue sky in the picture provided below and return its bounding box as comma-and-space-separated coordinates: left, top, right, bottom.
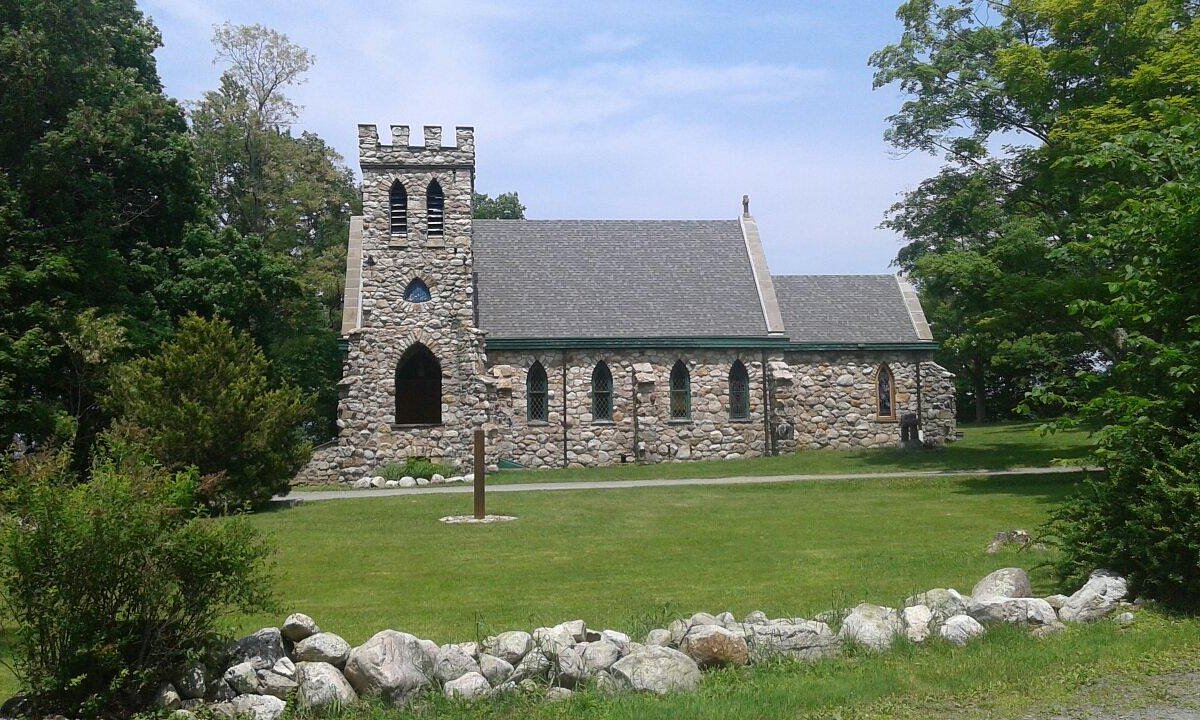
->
141, 0, 945, 275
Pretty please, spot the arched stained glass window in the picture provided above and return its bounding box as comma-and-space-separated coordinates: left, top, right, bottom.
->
426, 179, 444, 237
527, 362, 548, 422
389, 180, 407, 235
877, 364, 895, 419
591, 361, 613, 421
669, 360, 691, 420
729, 360, 750, 420
403, 278, 431, 303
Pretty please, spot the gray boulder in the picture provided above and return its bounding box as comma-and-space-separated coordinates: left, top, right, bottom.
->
554, 646, 587, 688
581, 640, 621, 672
645, 628, 671, 646
484, 630, 533, 665
294, 632, 351, 668
1059, 570, 1128, 622
176, 663, 206, 700
905, 588, 969, 623
223, 661, 258, 695
969, 597, 1059, 627
838, 603, 903, 651
228, 694, 286, 720
743, 610, 769, 625
270, 657, 295, 680
281, 613, 320, 642
546, 686, 574, 701
610, 646, 701, 694
532, 625, 574, 657
231, 628, 288, 670
971, 568, 1033, 600
745, 621, 840, 661
443, 671, 491, 700
155, 684, 181, 710
343, 629, 433, 705
679, 625, 749, 668
939, 614, 986, 646
256, 670, 297, 700
510, 647, 551, 683
479, 653, 513, 686
295, 661, 357, 710
1044, 594, 1070, 609
600, 629, 630, 647
434, 643, 481, 683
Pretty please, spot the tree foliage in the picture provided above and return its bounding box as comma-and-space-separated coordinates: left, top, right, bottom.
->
0, 0, 207, 450
0, 441, 273, 717
473, 191, 526, 219
107, 315, 312, 510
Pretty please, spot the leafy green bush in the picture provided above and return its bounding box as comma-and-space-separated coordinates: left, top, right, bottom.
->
0, 441, 274, 717
107, 314, 312, 510
379, 462, 406, 481
1049, 422, 1200, 608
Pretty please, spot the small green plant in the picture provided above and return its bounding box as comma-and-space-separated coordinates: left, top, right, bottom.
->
379, 463, 406, 481
0, 439, 275, 717
403, 457, 451, 480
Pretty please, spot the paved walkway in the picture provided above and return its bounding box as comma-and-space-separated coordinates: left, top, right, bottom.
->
274, 465, 1093, 503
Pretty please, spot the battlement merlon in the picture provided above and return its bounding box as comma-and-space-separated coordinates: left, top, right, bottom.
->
357, 124, 475, 167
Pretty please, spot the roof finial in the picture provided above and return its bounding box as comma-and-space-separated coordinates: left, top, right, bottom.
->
742, 194, 750, 216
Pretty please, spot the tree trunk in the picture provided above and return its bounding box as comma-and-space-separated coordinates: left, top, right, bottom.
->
973, 354, 987, 423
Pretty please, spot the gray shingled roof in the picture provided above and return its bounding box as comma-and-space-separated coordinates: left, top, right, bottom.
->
772, 275, 928, 344
473, 220, 769, 338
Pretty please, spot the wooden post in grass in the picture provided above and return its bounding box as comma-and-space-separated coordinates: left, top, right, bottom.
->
473, 428, 485, 519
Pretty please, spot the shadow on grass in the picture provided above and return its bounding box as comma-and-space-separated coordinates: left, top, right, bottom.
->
949, 473, 1084, 504
851, 441, 1092, 473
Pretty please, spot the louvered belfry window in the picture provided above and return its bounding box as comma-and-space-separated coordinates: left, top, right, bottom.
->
527, 362, 548, 422
592, 361, 613, 421
670, 360, 691, 420
729, 360, 750, 420
426, 180, 444, 237
389, 180, 407, 235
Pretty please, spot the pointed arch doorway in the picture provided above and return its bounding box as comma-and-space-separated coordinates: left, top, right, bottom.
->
395, 343, 441, 424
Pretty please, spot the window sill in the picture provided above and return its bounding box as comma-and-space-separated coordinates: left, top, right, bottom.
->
527, 420, 550, 426
876, 416, 898, 424
591, 420, 615, 426
391, 423, 442, 430
729, 417, 753, 424
668, 418, 693, 425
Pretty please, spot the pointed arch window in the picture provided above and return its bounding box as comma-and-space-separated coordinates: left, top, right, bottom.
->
877, 364, 896, 419
527, 362, 548, 422
669, 360, 691, 420
729, 360, 750, 420
389, 180, 407, 235
395, 344, 441, 425
591, 361, 613, 421
403, 278, 431, 303
426, 180, 444, 237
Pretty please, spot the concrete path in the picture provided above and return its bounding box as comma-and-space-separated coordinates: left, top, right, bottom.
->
274, 465, 1094, 503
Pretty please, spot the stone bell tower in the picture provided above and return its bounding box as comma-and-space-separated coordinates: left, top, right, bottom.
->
325, 124, 489, 478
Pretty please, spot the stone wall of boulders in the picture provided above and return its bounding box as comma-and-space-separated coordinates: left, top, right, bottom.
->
152, 567, 1133, 719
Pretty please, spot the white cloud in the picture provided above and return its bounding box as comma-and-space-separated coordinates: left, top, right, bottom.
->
579, 32, 645, 55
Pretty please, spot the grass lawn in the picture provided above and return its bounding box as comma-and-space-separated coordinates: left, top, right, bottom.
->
229, 469, 1200, 718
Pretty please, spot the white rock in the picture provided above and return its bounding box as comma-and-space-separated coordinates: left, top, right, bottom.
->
838, 603, 903, 651
485, 631, 533, 665
554, 646, 587, 687
271, 657, 296, 680
256, 670, 297, 700
479, 653, 513, 686
679, 625, 749, 668
510, 647, 551, 682
555, 619, 588, 642
610, 646, 701, 694
743, 610, 769, 625
155, 683, 181, 710
600, 629, 630, 647
223, 661, 258, 695
939, 615, 986, 646
434, 643, 481, 683
533, 625, 575, 657
645, 629, 671, 646
281, 613, 320, 642
294, 632, 351, 668
295, 661, 357, 710
1044, 594, 1070, 609
902, 604, 933, 642
464, 473, 475, 483
384, 479, 399, 488
176, 663, 206, 700
430, 473, 445, 484
1059, 570, 1128, 622
443, 671, 490, 699
229, 694, 286, 720
972, 568, 1033, 601
351, 478, 372, 489
1115, 611, 1136, 626
905, 588, 969, 623
343, 629, 433, 705
546, 686, 573, 701
371, 476, 386, 488
416, 477, 430, 486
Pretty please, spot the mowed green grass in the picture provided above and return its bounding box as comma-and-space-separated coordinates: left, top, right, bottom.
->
482, 421, 1094, 486
238, 472, 1200, 719
245, 472, 1075, 643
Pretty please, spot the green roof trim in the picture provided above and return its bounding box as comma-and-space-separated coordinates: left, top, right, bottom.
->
484, 337, 939, 351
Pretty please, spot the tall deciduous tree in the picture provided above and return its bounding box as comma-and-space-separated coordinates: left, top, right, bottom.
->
872, 0, 1200, 420
0, 0, 206, 454
473, 191, 526, 219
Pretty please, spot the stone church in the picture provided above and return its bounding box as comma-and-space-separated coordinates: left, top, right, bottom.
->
296, 125, 956, 483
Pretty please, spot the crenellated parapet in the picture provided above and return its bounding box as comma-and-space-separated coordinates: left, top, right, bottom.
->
357, 124, 474, 168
